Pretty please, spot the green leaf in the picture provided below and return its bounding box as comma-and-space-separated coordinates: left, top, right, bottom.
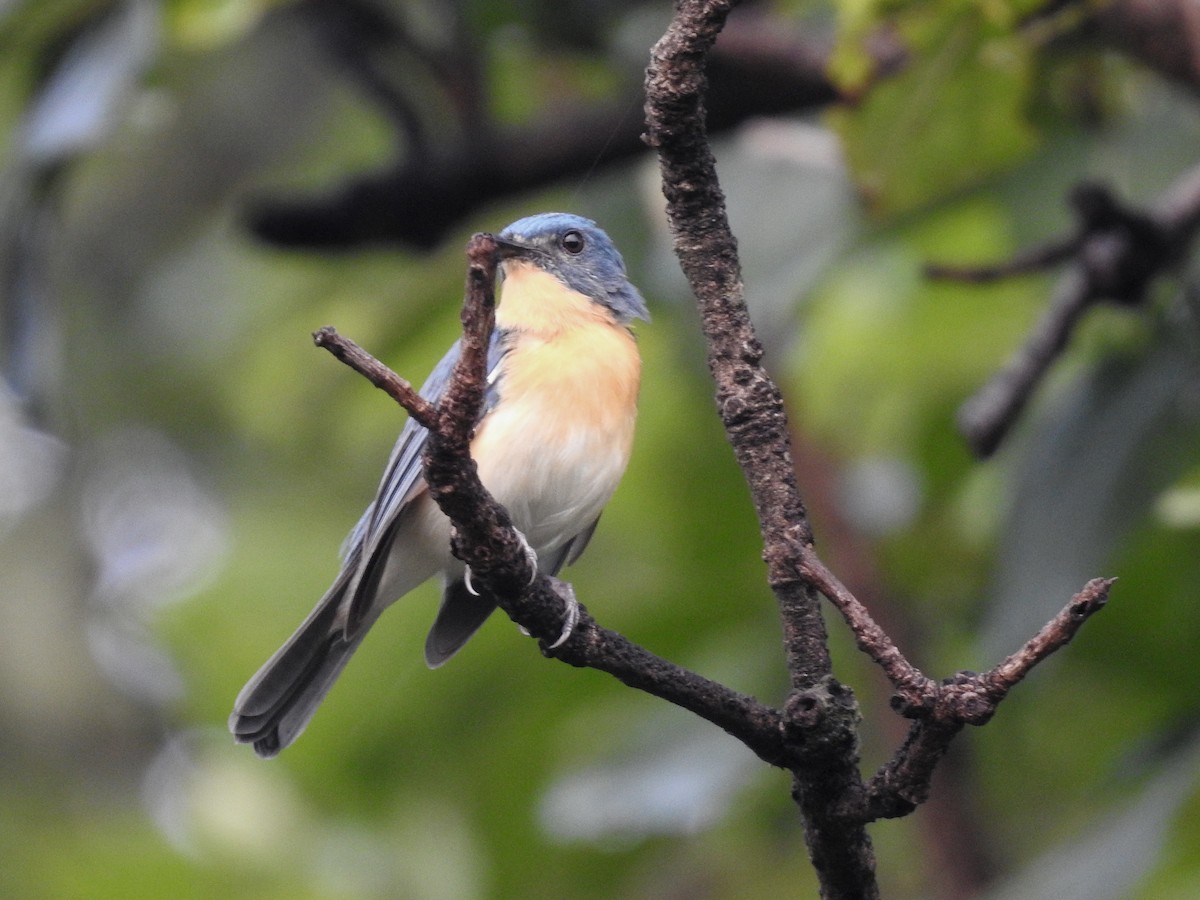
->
828, 6, 1039, 216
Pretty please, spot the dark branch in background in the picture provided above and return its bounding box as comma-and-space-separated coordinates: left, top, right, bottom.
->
928, 166, 1200, 458
243, 0, 1200, 255
244, 2, 903, 252
296, 0, 431, 158
1084, 0, 1200, 98
948, 0, 1200, 460
1021, 0, 1200, 99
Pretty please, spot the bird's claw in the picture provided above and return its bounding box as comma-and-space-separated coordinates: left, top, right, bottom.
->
514, 527, 538, 585
463, 565, 481, 597
464, 528, 577, 648
518, 577, 579, 649
515, 578, 579, 650
547, 582, 579, 649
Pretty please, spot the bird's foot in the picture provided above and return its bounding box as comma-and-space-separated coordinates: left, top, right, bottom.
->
463, 527, 539, 597
516, 577, 579, 650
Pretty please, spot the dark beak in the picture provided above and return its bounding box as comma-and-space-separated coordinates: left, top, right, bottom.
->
493, 234, 539, 260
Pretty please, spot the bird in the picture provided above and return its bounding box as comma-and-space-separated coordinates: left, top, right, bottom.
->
229, 212, 649, 757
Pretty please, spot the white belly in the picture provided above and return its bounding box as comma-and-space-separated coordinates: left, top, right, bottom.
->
474, 415, 628, 557
471, 325, 640, 560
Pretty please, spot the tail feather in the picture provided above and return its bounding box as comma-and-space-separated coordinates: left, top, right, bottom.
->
230, 578, 365, 757
424, 579, 497, 668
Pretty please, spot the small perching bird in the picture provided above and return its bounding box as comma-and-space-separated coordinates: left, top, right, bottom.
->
229, 213, 649, 757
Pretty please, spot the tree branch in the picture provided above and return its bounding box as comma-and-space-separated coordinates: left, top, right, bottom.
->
1085, 0, 1200, 97
857, 577, 1113, 821
643, 3, 1116, 896
645, 0, 822, 692
315, 223, 1114, 897
308, 5, 1123, 892
644, 2, 880, 897
312, 326, 436, 428
797, 545, 933, 704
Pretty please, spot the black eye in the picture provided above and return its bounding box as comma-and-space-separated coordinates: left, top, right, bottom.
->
560, 229, 585, 254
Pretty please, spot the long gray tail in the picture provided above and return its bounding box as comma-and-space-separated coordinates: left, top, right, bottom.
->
229, 576, 364, 758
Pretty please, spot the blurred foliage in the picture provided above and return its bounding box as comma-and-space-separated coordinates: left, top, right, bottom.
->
828, 4, 1039, 216
3, 0, 1200, 898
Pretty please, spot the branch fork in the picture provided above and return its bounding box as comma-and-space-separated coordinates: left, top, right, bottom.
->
640, 0, 1116, 894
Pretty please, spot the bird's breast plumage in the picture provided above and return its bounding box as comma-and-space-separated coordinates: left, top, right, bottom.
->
471, 263, 641, 556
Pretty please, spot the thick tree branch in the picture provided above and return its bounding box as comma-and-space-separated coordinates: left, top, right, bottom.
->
643, 3, 1117, 896
646, 0, 821, 692
251, 0, 1200, 253
644, 2, 879, 897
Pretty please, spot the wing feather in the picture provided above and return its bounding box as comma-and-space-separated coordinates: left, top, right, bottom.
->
342, 331, 508, 635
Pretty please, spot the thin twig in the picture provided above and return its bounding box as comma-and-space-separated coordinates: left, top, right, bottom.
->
797, 546, 933, 705
313, 326, 437, 428
983, 576, 1114, 701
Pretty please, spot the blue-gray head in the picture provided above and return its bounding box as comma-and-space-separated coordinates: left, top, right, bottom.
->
496, 213, 649, 325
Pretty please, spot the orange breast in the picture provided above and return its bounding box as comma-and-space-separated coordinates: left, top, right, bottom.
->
471, 263, 641, 554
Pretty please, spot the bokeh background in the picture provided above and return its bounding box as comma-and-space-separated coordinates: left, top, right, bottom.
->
3, 1, 1200, 897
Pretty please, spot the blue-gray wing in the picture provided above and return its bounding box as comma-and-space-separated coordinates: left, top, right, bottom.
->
341, 331, 507, 597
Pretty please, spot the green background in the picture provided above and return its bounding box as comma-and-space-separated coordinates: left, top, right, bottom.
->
3, 1, 1200, 897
